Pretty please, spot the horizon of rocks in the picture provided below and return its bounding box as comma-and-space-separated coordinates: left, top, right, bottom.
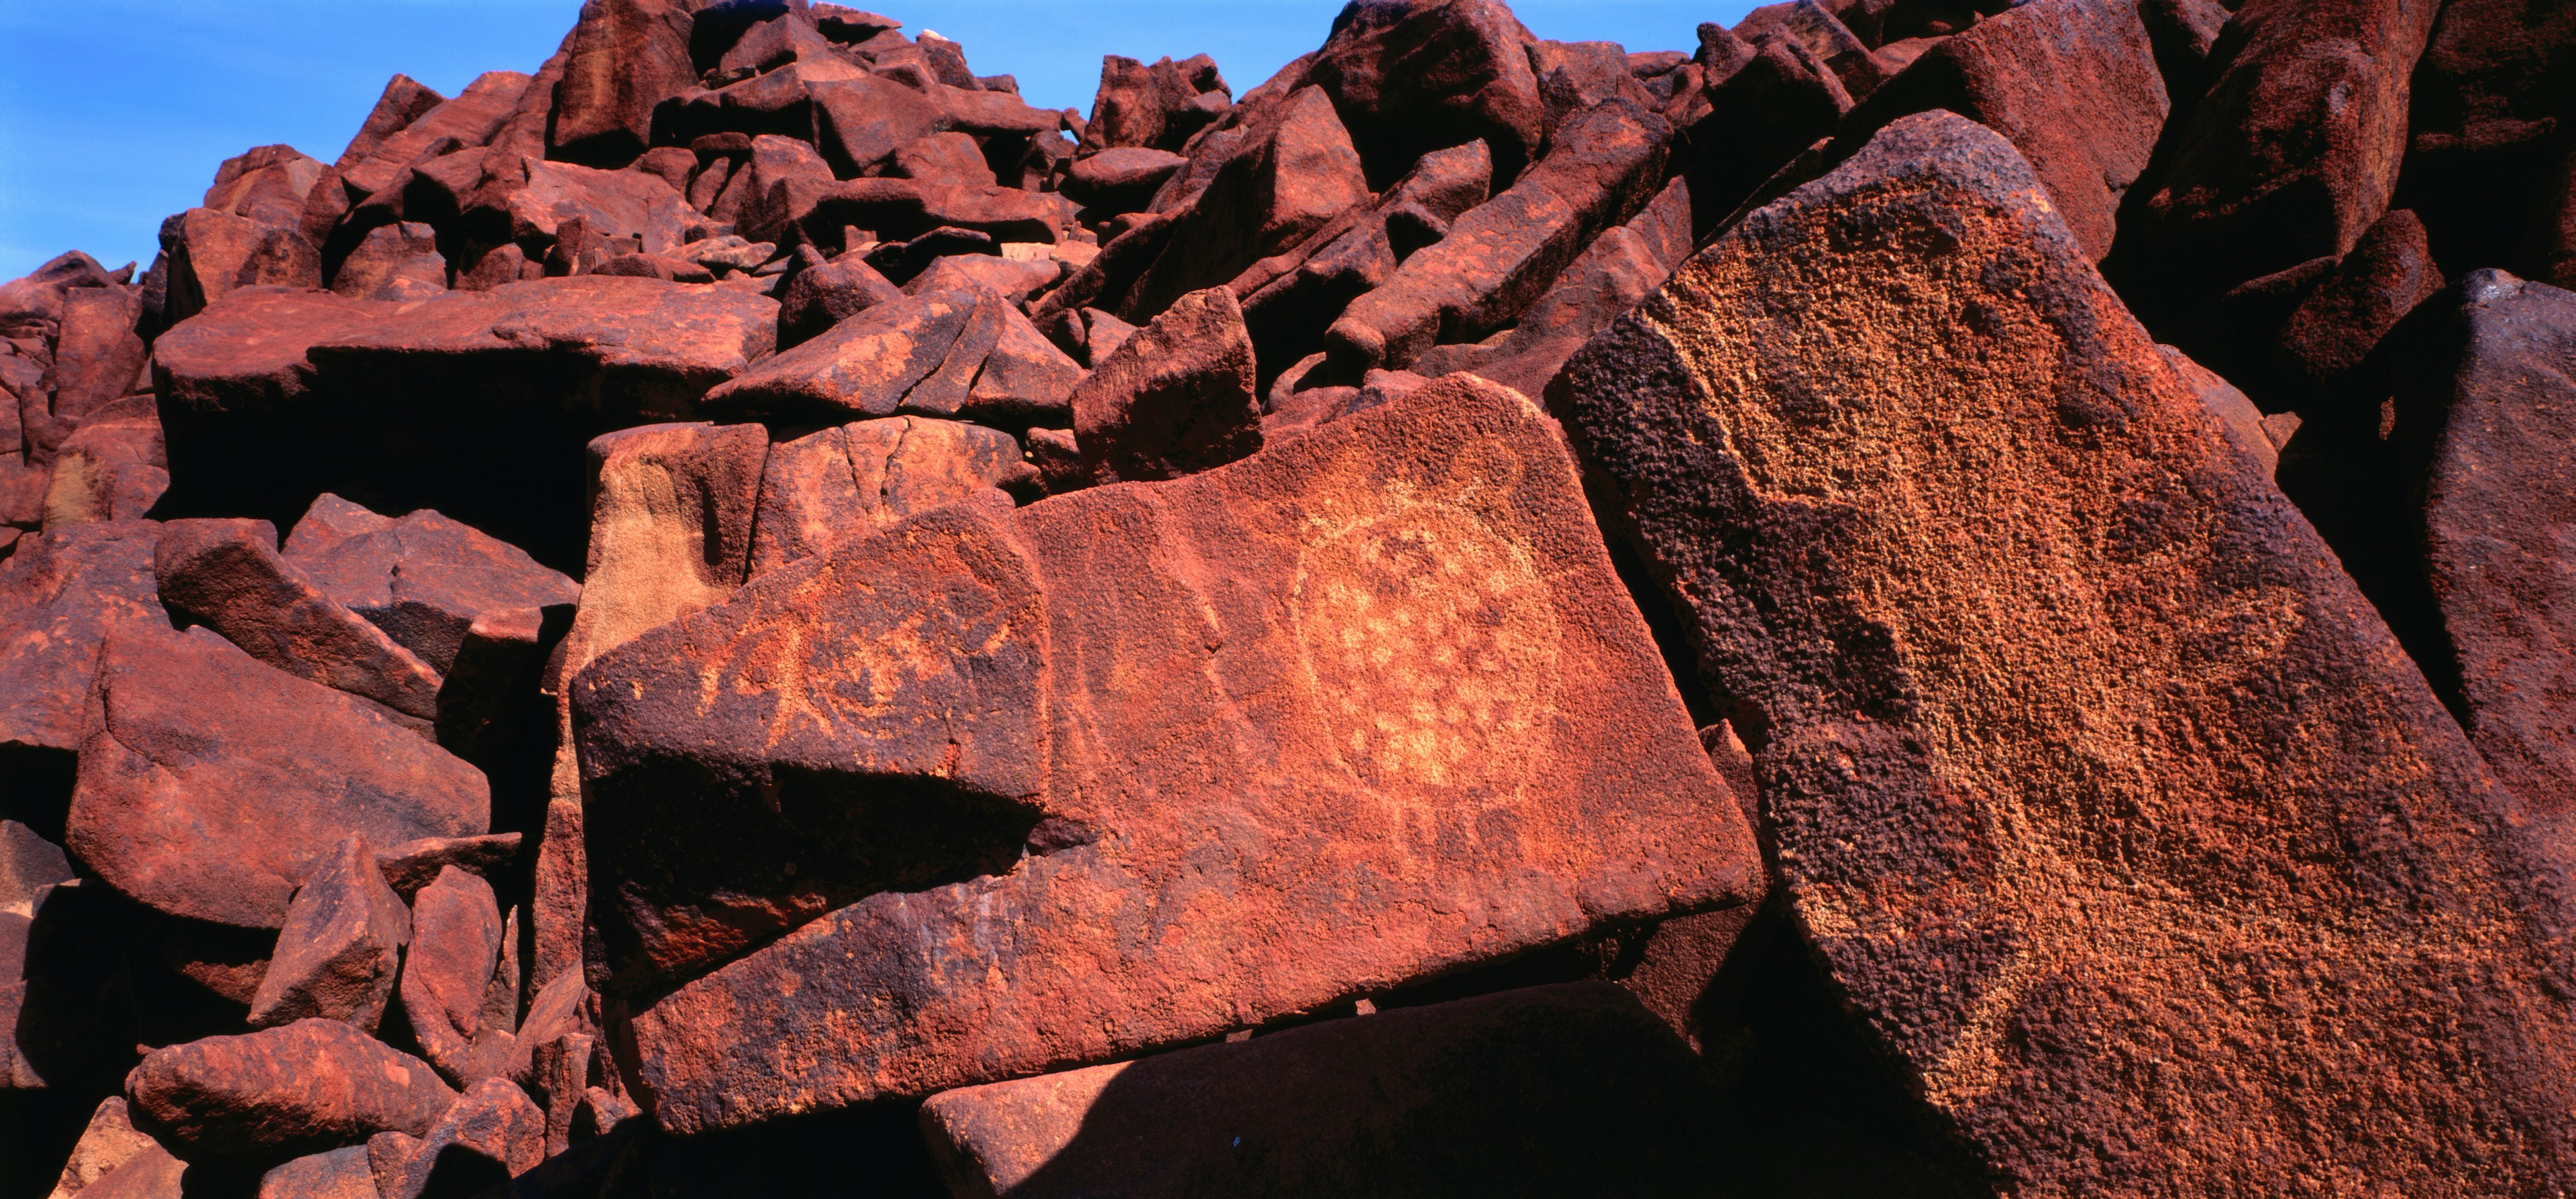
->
3, 0, 2575, 1196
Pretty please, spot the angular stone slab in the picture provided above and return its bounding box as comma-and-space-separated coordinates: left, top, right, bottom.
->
127, 1019, 458, 1158
597, 374, 1762, 1129
154, 518, 445, 724
920, 982, 1723, 1199
1552, 111, 2576, 1194
0, 521, 164, 756
747, 416, 1028, 577
67, 625, 487, 929
247, 834, 409, 1033
282, 495, 580, 675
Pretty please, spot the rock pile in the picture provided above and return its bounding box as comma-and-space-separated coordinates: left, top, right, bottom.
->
3, 0, 2573, 1195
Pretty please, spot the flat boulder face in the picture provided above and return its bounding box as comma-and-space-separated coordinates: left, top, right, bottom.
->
0, 521, 166, 755
601, 375, 1762, 1130
747, 416, 1028, 576
920, 982, 1725, 1199
67, 625, 488, 929
2410, 272, 2576, 827
1071, 286, 1262, 484
702, 286, 1076, 426
282, 495, 580, 675
125, 1019, 458, 1158
1552, 111, 2576, 1194
1302, 0, 1548, 186
154, 518, 446, 724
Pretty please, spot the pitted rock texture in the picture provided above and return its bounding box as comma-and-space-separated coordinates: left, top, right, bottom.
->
1553, 110, 2576, 1196
596, 376, 1761, 1129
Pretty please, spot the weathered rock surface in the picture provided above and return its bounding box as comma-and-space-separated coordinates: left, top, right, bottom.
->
282, 495, 580, 675
247, 834, 410, 1033
0, 522, 166, 756
748, 416, 1028, 576
1071, 286, 1261, 483
67, 625, 487, 929
593, 375, 1760, 1128
125, 1019, 459, 1157
703, 285, 1078, 426
921, 982, 1725, 1198
154, 518, 446, 723
365, 1076, 544, 1199
398, 866, 504, 1082
1554, 110, 2576, 1195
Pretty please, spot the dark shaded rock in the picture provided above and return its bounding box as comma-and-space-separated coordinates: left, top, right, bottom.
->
749, 416, 1030, 576
246, 834, 409, 1033
365, 1077, 543, 1199
1553, 109, 2576, 1195
598, 375, 1760, 1125
1116, 84, 1371, 323
862, 226, 997, 285
126, 1019, 458, 1158
377, 833, 523, 903
67, 624, 486, 929
2118, 0, 2445, 308
1677, 38, 1851, 234
1078, 54, 1232, 157
1736, 0, 1886, 97
0, 819, 72, 917
922, 983, 1725, 1198
2392, 0, 2576, 282
1302, 0, 1547, 188
282, 494, 579, 675
1073, 286, 1261, 483
704, 285, 1077, 426
1328, 98, 1669, 372
1838, 0, 2167, 261
549, 0, 698, 168
779, 177, 1079, 250
2274, 207, 2445, 410
0, 521, 165, 759
399, 866, 502, 1083
775, 247, 904, 349
154, 518, 445, 723
2160, 343, 2283, 474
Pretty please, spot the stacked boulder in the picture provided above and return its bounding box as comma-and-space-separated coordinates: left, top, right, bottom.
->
4, 0, 2576, 1195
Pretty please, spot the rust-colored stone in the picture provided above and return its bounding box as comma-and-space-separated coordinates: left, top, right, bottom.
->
282, 494, 579, 675
748, 416, 1028, 577
154, 518, 445, 724
1071, 286, 1261, 484
1553, 110, 2576, 1194
704, 286, 1077, 426
125, 1019, 458, 1157
593, 375, 1760, 1128
549, 0, 698, 168
247, 834, 409, 1033
398, 866, 503, 1082
0, 521, 163, 757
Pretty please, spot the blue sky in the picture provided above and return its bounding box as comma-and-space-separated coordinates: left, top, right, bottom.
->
0, 1, 1754, 280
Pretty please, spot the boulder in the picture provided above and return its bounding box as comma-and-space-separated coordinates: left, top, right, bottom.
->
246, 834, 409, 1033
40, 401, 167, 530
377, 832, 523, 903
1735, 0, 1884, 97
2404, 273, 2576, 828
1552, 110, 2576, 1195
333, 76, 446, 172
337, 71, 533, 203
327, 223, 446, 300
721, 134, 837, 247
902, 253, 1061, 306
781, 178, 1079, 249
205, 145, 329, 233
1072, 286, 1261, 483
889, 132, 998, 188
704, 286, 1079, 426
254, 1146, 374, 1199
1301, 0, 1547, 187
775, 248, 904, 349
1115, 85, 1371, 323
2160, 345, 2284, 474
1677, 39, 1851, 235
125, 1019, 458, 1157
2273, 207, 2445, 409
2121, 0, 2447, 305
1061, 148, 1187, 214
48, 1142, 180, 1199
922, 982, 1724, 1199
806, 74, 950, 178
749, 416, 1029, 576
44, 1097, 166, 1199
364, 1077, 543, 1199
154, 518, 445, 724
1837, 0, 2167, 261
66, 624, 487, 930
398, 866, 502, 1083
549, 0, 698, 168
1, 820, 72, 917
1077, 54, 1232, 156
584, 375, 1762, 1125
46, 286, 148, 431
1328, 98, 1670, 373
2390, 0, 2576, 284
0, 521, 165, 757
282, 495, 579, 675
160, 208, 322, 326
482, 160, 696, 257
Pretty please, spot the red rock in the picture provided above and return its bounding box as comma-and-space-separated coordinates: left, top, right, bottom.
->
704, 285, 1078, 426
281, 494, 577, 675
889, 132, 997, 188
254, 1145, 374, 1199
2404, 272, 2576, 830
44, 1096, 166, 1199
159, 209, 321, 325
715, 11, 842, 78
399, 866, 502, 1083
46, 286, 148, 431
246, 834, 409, 1033
2273, 207, 2445, 408
1116, 85, 1370, 323
2160, 344, 2282, 474
1553, 109, 2576, 1194
806, 74, 949, 177
333, 76, 446, 172
1302, 0, 1547, 186
588, 252, 715, 284
549, 0, 697, 168
54, 1142, 181, 1199
2125, 0, 2445, 304
531, 421, 765, 992
921, 982, 1723, 1198
125, 1019, 458, 1157
338, 71, 534, 202
40, 401, 167, 530
376, 833, 522, 903
861, 225, 998, 284
1839, 0, 2168, 261
782, 177, 1079, 250
776, 247, 904, 348
1678, 39, 1851, 235
480, 160, 695, 258
1072, 286, 1260, 484
327, 223, 445, 300
365, 1078, 543, 1199
902, 253, 1060, 306
150, 288, 388, 522
205, 146, 329, 233
583, 375, 1760, 1123
154, 518, 445, 724
2392, 0, 2576, 282
1061, 147, 1187, 215
1328, 97, 1669, 373
1413, 174, 1693, 396
749, 416, 1029, 576
723, 134, 836, 246
0, 521, 165, 757
1736, 0, 1886, 97
0, 251, 123, 341
1076, 54, 1232, 156
67, 624, 486, 929
1, 819, 72, 917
